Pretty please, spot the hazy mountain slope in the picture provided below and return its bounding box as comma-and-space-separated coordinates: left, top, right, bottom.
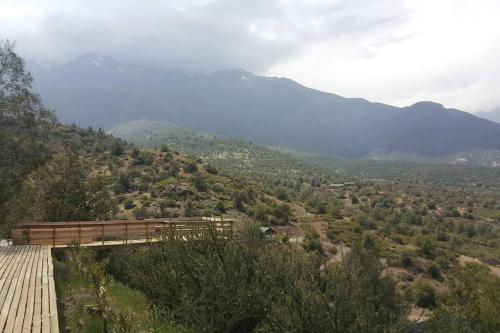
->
478, 108, 500, 124
28, 54, 500, 159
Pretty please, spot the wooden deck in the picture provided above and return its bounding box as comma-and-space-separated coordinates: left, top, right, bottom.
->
0, 245, 59, 333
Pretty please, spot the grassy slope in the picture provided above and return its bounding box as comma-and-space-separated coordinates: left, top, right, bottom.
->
45, 122, 500, 327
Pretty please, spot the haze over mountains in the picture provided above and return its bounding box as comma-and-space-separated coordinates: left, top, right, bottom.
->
28, 54, 500, 164
478, 108, 500, 124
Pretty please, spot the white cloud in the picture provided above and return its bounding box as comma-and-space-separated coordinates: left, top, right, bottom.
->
267, 0, 500, 112
1, 0, 500, 112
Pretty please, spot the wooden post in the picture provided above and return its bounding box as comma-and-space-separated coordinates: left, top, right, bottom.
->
102, 223, 105, 246
78, 224, 82, 244
52, 225, 56, 247
125, 223, 128, 244
145, 222, 149, 242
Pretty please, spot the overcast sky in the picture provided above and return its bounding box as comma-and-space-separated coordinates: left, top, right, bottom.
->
1, 0, 499, 113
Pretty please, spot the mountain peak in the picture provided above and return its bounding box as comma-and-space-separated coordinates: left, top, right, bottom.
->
28, 60, 58, 72
69, 53, 118, 67
409, 101, 444, 109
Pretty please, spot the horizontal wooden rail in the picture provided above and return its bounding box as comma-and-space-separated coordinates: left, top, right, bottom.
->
11, 218, 233, 246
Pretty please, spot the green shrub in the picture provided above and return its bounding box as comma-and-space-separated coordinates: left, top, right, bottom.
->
427, 264, 441, 280
412, 280, 436, 308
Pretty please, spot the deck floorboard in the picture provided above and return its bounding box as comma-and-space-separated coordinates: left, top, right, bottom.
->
0, 246, 59, 333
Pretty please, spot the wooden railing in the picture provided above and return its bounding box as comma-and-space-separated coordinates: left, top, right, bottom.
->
11, 218, 233, 246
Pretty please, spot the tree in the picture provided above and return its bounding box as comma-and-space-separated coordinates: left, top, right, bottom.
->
351, 194, 360, 204
303, 229, 323, 255
110, 141, 124, 156
39, 154, 93, 221
0, 41, 54, 234
193, 172, 207, 191
215, 201, 226, 214
9, 153, 116, 223
183, 160, 197, 173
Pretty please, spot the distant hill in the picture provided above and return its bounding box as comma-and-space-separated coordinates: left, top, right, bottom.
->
28, 54, 500, 161
110, 119, 346, 183
112, 120, 500, 188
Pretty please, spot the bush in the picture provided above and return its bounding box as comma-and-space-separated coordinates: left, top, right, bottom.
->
412, 280, 436, 308
418, 238, 437, 260
205, 164, 218, 175
427, 201, 437, 210
215, 201, 226, 214
427, 264, 441, 280
401, 252, 414, 268
184, 200, 195, 217
183, 161, 198, 173
193, 173, 208, 191
111, 141, 125, 156
123, 199, 135, 210
351, 195, 359, 204
302, 230, 323, 255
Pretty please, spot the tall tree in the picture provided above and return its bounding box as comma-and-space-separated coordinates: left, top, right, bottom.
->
0, 41, 54, 231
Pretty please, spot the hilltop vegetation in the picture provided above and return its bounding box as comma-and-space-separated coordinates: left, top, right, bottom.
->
3, 123, 299, 233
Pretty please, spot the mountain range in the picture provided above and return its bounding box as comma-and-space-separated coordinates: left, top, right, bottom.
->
28, 54, 500, 163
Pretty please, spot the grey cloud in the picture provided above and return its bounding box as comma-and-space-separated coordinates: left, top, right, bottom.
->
3, 0, 414, 72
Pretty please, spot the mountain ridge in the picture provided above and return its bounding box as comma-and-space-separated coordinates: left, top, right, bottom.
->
27, 54, 500, 161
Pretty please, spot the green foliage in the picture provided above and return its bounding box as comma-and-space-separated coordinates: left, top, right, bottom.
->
183, 160, 197, 173
302, 229, 323, 255
215, 201, 226, 214
184, 200, 195, 217
132, 151, 153, 166
427, 264, 441, 280
418, 238, 437, 260
109, 225, 408, 332
430, 265, 500, 332
351, 194, 359, 204
205, 163, 218, 175
111, 141, 125, 156
0, 41, 53, 235
326, 222, 337, 243
193, 172, 208, 191
400, 251, 414, 268
411, 280, 436, 309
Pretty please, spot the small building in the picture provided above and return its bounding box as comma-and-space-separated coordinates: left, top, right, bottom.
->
260, 227, 277, 238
